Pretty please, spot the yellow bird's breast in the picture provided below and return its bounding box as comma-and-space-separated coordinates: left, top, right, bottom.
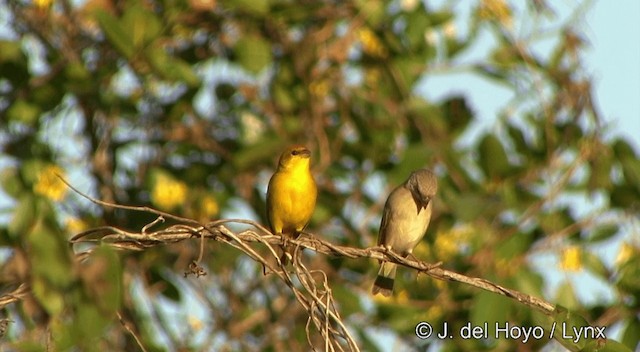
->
267, 168, 317, 235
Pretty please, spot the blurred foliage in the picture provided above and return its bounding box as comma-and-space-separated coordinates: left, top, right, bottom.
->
0, 0, 638, 351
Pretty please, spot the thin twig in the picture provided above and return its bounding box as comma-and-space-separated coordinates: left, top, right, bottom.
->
117, 311, 148, 352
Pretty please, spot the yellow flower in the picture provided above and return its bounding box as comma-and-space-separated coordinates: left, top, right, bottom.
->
240, 111, 265, 144
200, 194, 219, 218
358, 28, 387, 58
395, 289, 410, 304
33, 165, 67, 201
309, 79, 330, 98
66, 217, 88, 233
443, 21, 457, 39
434, 232, 457, 260
478, 0, 513, 28
559, 246, 582, 272
364, 68, 381, 88
413, 241, 431, 259
372, 290, 393, 303
616, 242, 635, 266
34, 0, 53, 9
151, 173, 188, 210
400, 0, 419, 12
425, 304, 443, 321
188, 316, 203, 331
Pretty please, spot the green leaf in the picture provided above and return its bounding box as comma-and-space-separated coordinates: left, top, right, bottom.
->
506, 123, 528, 154
8, 194, 36, 240
581, 251, 608, 278
31, 83, 61, 112
621, 317, 640, 350
332, 285, 361, 316
6, 99, 41, 125
445, 37, 469, 58
234, 35, 272, 74
478, 134, 511, 179
428, 10, 454, 26
404, 11, 431, 51
95, 10, 135, 58
514, 268, 544, 298
612, 139, 638, 160
145, 46, 200, 86
588, 150, 613, 191
233, 138, 283, 171
617, 256, 640, 293
58, 300, 112, 350
28, 215, 74, 289
31, 276, 65, 316
0, 40, 23, 62
390, 57, 425, 94
449, 193, 493, 222
64, 62, 94, 94
386, 143, 435, 185
355, 0, 385, 26
495, 232, 533, 259
149, 266, 181, 302
610, 184, 640, 209
582, 339, 632, 352
555, 282, 579, 310
441, 96, 473, 136
221, 0, 270, 16
552, 305, 591, 351
470, 291, 509, 337
586, 224, 618, 243
273, 83, 296, 112
539, 208, 573, 235
81, 245, 122, 314
620, 157, 640, 191
122, 4, 162, 49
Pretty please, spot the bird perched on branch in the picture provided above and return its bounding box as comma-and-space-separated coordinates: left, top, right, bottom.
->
372, 169, 438, 296
266, 145, 317, 265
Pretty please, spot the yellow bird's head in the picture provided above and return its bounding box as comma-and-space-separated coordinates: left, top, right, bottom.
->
277, 145, 312, 171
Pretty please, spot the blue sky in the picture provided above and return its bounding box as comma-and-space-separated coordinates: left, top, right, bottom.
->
420, 0, 639, 151
587, 0, 640, 146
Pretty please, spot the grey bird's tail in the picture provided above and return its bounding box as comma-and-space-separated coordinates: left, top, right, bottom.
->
371, 262, 397, 296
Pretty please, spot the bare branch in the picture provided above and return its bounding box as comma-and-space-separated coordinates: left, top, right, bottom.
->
50, 178, 557, 350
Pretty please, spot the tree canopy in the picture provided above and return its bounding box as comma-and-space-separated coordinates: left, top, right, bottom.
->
1, 0, 639, 351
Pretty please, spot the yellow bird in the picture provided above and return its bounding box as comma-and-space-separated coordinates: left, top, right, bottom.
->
266, 145, 317, 265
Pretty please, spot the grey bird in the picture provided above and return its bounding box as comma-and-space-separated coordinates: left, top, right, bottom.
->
372, 169, 438, 296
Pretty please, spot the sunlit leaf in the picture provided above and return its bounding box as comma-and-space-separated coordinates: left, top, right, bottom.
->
95, 10, 135, 58
122, 4, 162, 49
234, 34, 272, 74
6, 99, 41, 125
